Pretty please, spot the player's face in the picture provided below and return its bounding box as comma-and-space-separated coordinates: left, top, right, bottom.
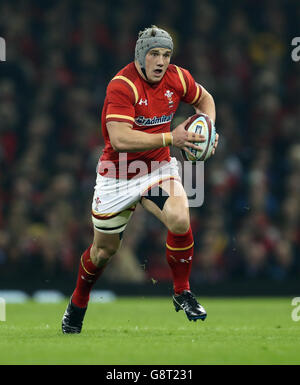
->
145, 48, 171, 83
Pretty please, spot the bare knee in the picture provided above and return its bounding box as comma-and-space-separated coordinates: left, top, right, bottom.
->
90, 230, 121, 267
90, 241, 119, 268
167, 212, 190, 234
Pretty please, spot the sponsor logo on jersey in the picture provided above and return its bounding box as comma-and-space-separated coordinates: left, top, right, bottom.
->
135, 113, 174, 126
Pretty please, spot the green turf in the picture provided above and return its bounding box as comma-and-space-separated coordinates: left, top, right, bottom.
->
0, 297, 299, 365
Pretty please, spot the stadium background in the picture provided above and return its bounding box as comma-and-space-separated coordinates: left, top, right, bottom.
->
0, 0, 299, 297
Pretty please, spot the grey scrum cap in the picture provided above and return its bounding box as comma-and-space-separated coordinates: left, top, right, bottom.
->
135, 26, 173, 70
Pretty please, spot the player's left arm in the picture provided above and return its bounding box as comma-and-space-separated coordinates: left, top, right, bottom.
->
193, 84, 216, 124
193, 84, 218, 155
177, 66, 219, 154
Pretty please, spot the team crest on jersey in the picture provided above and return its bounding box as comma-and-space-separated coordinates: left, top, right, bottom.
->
164, 90, 174, 107
135, 113, 174, 126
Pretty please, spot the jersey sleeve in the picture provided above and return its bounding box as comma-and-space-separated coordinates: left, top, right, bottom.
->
105, 79, 136, 125
176, 66, 203, 106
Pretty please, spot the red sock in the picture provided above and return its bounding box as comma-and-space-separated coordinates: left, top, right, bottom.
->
166, 226, 194, 295
71, 245, 105, 308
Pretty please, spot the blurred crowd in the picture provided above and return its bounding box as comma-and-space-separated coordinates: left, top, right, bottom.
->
0, 0, 299, 287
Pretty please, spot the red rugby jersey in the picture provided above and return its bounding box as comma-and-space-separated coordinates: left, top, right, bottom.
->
98, 62, 202, 179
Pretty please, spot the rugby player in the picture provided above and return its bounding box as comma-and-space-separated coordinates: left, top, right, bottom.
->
62, 26, 218, 333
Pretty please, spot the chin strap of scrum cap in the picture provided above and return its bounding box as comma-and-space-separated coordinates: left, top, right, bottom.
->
141, 67, 148, 80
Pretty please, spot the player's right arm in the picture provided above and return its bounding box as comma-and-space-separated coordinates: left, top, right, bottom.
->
107, 118, 204, 154
108, 121, 165, 152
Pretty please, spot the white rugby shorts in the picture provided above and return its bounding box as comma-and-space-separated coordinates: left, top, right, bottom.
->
91, 157, 181, 234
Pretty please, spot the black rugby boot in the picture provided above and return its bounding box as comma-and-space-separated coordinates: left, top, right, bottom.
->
62, 299, 87, 334
173, 290, 207, 322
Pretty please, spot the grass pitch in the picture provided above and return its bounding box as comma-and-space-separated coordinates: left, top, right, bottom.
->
0, 297, 299, 365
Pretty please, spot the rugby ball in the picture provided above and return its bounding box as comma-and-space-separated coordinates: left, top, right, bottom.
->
181, 113, 216, 162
